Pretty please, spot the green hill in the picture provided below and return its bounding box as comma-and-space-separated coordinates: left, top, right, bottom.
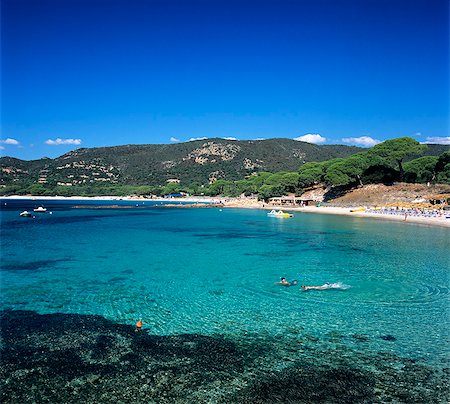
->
0, 138, 447, 189
1, 138, 363, 187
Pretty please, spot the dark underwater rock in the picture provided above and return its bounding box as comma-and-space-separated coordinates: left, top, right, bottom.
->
352, 334, 370, 342
1, 310, 448, 403
1, 258, 71, 272
380, 334, 397, 341
0, 310, 248, 403
246, 367, 374, 404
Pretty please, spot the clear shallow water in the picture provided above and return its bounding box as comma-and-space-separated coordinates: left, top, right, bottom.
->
1, 199, 449, 372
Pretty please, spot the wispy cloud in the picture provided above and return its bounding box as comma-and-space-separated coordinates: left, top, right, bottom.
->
0, 145, 4, 150
0, 138, 20, 145
342, 136, 380, 147
45, 138, 82, 146
223, 137, 238, 141
293, 134, 326, 144
423, 136, 450, 145
170, 137, 180, 142
188, 137, 208, 142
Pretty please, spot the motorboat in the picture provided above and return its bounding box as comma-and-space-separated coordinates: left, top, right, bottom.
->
33, 206, 47, 213
20, 211, 33, 217
267, 210, 293, 218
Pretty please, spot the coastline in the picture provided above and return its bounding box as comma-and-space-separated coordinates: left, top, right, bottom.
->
222, 199, 450, 228
2, 195, 449, 228
292, 206, 450, 228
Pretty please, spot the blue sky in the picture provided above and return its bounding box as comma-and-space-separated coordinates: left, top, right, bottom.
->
1, 0, 449, 160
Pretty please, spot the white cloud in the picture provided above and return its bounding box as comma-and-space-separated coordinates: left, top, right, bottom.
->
170, 137, 180, 142
188, 137, 208, 142
423, 136, 450, 145
253, 138, 265, 141
0, 138, 20, 145
0, 145, 4, 150
293, 134, 326, 144
342, 136, 380, 147
223, 137, 238, 141
45, 138, 82, 146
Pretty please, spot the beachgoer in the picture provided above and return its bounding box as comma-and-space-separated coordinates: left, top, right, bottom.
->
301, 283, 331, 291
278, 277, 290, 286
275, 277, 298, 287
135, 319, 143, 332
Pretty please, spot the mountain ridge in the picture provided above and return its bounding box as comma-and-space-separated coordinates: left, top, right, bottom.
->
1, 138, 448, 187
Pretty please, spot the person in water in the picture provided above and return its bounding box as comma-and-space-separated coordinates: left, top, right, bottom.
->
301, 283, 331, 291
135, 319, 143, 332
275, 277, 298, 287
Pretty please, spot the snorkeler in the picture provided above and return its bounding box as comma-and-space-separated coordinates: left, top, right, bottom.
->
275, 277, 298, 287
135, 319, 143, 332
301, 283, 333, 291
301, 285, 325, 290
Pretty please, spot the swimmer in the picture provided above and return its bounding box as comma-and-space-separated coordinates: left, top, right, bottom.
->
275, 277, 298, 287
301, 285, 326, 291
301, 283, 333, 291
135, 319, 143, 332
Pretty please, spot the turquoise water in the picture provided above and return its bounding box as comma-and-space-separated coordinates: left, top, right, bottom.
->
1, 199, 449, 401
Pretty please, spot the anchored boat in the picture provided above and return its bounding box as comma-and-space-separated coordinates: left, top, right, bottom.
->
267, 210, 293, 218
20, 211, 33, 217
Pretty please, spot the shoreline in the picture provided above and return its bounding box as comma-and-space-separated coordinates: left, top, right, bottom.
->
2, 195, 449, 228
291, 206, 450, 228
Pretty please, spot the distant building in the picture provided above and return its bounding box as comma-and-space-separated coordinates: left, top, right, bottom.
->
166, 178, 180, 183
165, 192, 188, 198
268, 196, 318, 206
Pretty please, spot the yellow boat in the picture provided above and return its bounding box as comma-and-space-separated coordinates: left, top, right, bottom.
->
267, 210, 293, 218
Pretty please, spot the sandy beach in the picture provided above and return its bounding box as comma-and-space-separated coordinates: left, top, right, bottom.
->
293, 205, 450, 227
2, 195, 449, 228
222, 198, 450, 228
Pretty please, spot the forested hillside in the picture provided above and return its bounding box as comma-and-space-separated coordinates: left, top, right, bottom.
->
0, 137, 448, 197
1, 138, 362, 188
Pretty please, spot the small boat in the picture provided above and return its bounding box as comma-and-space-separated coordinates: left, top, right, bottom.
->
20, 211, 33, 217
267, 210, 293, 218
33, 206, 47, 213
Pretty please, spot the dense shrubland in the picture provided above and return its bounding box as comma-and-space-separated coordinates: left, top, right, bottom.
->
1, 137, 448, 198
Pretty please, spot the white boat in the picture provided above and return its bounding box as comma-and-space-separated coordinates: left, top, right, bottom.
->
267, 210, 293, 218
33, 206, 47, 213
20, 211, 33, 217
